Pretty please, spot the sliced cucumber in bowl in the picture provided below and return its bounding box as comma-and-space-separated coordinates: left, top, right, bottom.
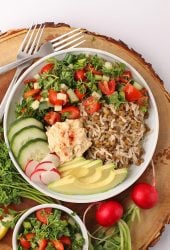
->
11, 126, 47, 157
18, 139, 50, 170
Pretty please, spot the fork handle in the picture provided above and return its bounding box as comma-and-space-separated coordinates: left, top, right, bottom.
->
0, 54, 37, 74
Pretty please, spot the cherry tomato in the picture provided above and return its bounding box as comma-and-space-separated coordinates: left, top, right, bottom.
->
131, 183, 158, 209
51, 240, 64, 250
136, 96, 148, 106
120, 70, 132, 83
34, 93, 41, 101
23, 89, 41, 99
60, 236, 71, 245
44, 111, 61, 125
25, 233, 35, 241
86, 64, 102, 75
40, 63, 54, 74
124, 83, 143, 102
83, 96, 101, 114
36, 208, 52, 224
74, 69, 86, 81
23, 78, 37, 84
98, 80, 116, 95
74, 89, 85, 100
38, 239, 48, 250
95, 201, 123, 227
19, 236, 31, 249
61, 106, 80, 119
48, 89, 63, 105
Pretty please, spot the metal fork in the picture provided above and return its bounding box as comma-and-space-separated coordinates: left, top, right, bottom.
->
0, 27, 85, 74
0, 24, 45, 120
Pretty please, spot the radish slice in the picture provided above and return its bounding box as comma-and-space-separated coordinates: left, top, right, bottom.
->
40, 169, 60, 185
30, 169, 45, 183
35, 161, 56, 171
41, 153, 60, 166
25, 160, 39, 177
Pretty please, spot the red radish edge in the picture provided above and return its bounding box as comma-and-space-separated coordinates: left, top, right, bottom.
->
40, 169, 60, 185
30, 168, 46, 183
25, 160, 39, 177
35, 161, 55, 171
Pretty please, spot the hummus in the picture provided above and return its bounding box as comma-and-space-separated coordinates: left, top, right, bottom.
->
46, 119, 92, 163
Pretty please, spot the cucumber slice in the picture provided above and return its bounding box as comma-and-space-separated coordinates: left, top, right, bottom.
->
18, 139, 50, 170
8, 117, 43, 142
11, 126, 47, 157
133, 81, 143, 90
67, 89, 79, 103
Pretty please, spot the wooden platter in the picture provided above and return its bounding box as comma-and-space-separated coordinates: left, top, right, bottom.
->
0, 23, 170, 250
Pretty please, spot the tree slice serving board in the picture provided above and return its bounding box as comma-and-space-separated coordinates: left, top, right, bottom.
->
0, 23, 170, 250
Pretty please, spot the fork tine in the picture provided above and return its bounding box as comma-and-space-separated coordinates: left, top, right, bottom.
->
51, 28, 81, 43
52, 31, 83, 48
24, 24, 37, 53
34, 25, 45, 53
18, 26, 32, 53
28, 24, 45, 54
53, 35, 84, 51
69, 39, 86, 49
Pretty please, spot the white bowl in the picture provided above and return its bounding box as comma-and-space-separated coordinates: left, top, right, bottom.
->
4, 48, 159, 203
12, 203, 89, 250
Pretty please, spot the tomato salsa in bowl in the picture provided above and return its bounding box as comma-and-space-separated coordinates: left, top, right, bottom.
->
4, 48, 159, 203
12, 204, 89, 250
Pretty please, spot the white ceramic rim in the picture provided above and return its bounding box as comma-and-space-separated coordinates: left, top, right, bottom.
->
12, 203, 89, 250
4, 48, 159, 203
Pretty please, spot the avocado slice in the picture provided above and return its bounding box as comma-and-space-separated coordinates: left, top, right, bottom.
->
59, 157, 85, 167
59, 159, 95, 173
48, 168, 128, 195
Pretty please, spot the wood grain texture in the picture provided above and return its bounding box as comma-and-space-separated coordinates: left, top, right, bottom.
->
0, 23, 170, 250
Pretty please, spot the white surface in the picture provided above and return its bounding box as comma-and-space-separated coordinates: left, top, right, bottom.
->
0, 0, 169, 248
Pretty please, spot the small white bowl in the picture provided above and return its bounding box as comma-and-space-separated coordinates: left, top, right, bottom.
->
12, 203, 89, 250
4, 48, 159, 203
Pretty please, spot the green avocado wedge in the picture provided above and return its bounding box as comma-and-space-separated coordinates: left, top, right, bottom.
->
48, 168, 128, 195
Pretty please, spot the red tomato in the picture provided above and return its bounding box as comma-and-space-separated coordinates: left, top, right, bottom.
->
48, 89, 63, 105
74, 69, 86, 81
83, 96, 101, 114
61, 106, 80, 119
38, 239, 48, 250
98, 80, 116, 95
51, 240, 64, 250
36, 208, 52, 224
136, 96, 148, 106
60, 236, 71, 245
44, 111, 61, 125
40, 63, 54, 74
25, 233, 35, 241
74, 89, 85, 100
124, 83, 143, 102
20, 236, 31, 249
34, 93, 41, 101
23, 78, 37, 84
86, 64, 102, 75
24, 88, 41, 99
120, 70, 132, 83
95, 201, 123, 227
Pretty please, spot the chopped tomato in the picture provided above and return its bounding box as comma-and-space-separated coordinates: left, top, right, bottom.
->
51, 240, 64, 250
83, 96, 101, 114
40, 63, 54, 74
19, 236, 31, 249
48, 89, 64, 105
24, 88, 41, 99
60, 236, 71, 245
86, 64, 102, 75
74, 69, 86, 81
136, 96, 148, 106
38, 239, 48, 250
61, 106, 80, 119
124, 83, 143, 102
120, 71, 132, 83
34, 93, 41, 101
74, 89, 85, 100
23, 78, 37, 84
36, 208, 52, 224
25, 233, 35, 241
44, 111, 61, 125
98, 80, 116, 95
